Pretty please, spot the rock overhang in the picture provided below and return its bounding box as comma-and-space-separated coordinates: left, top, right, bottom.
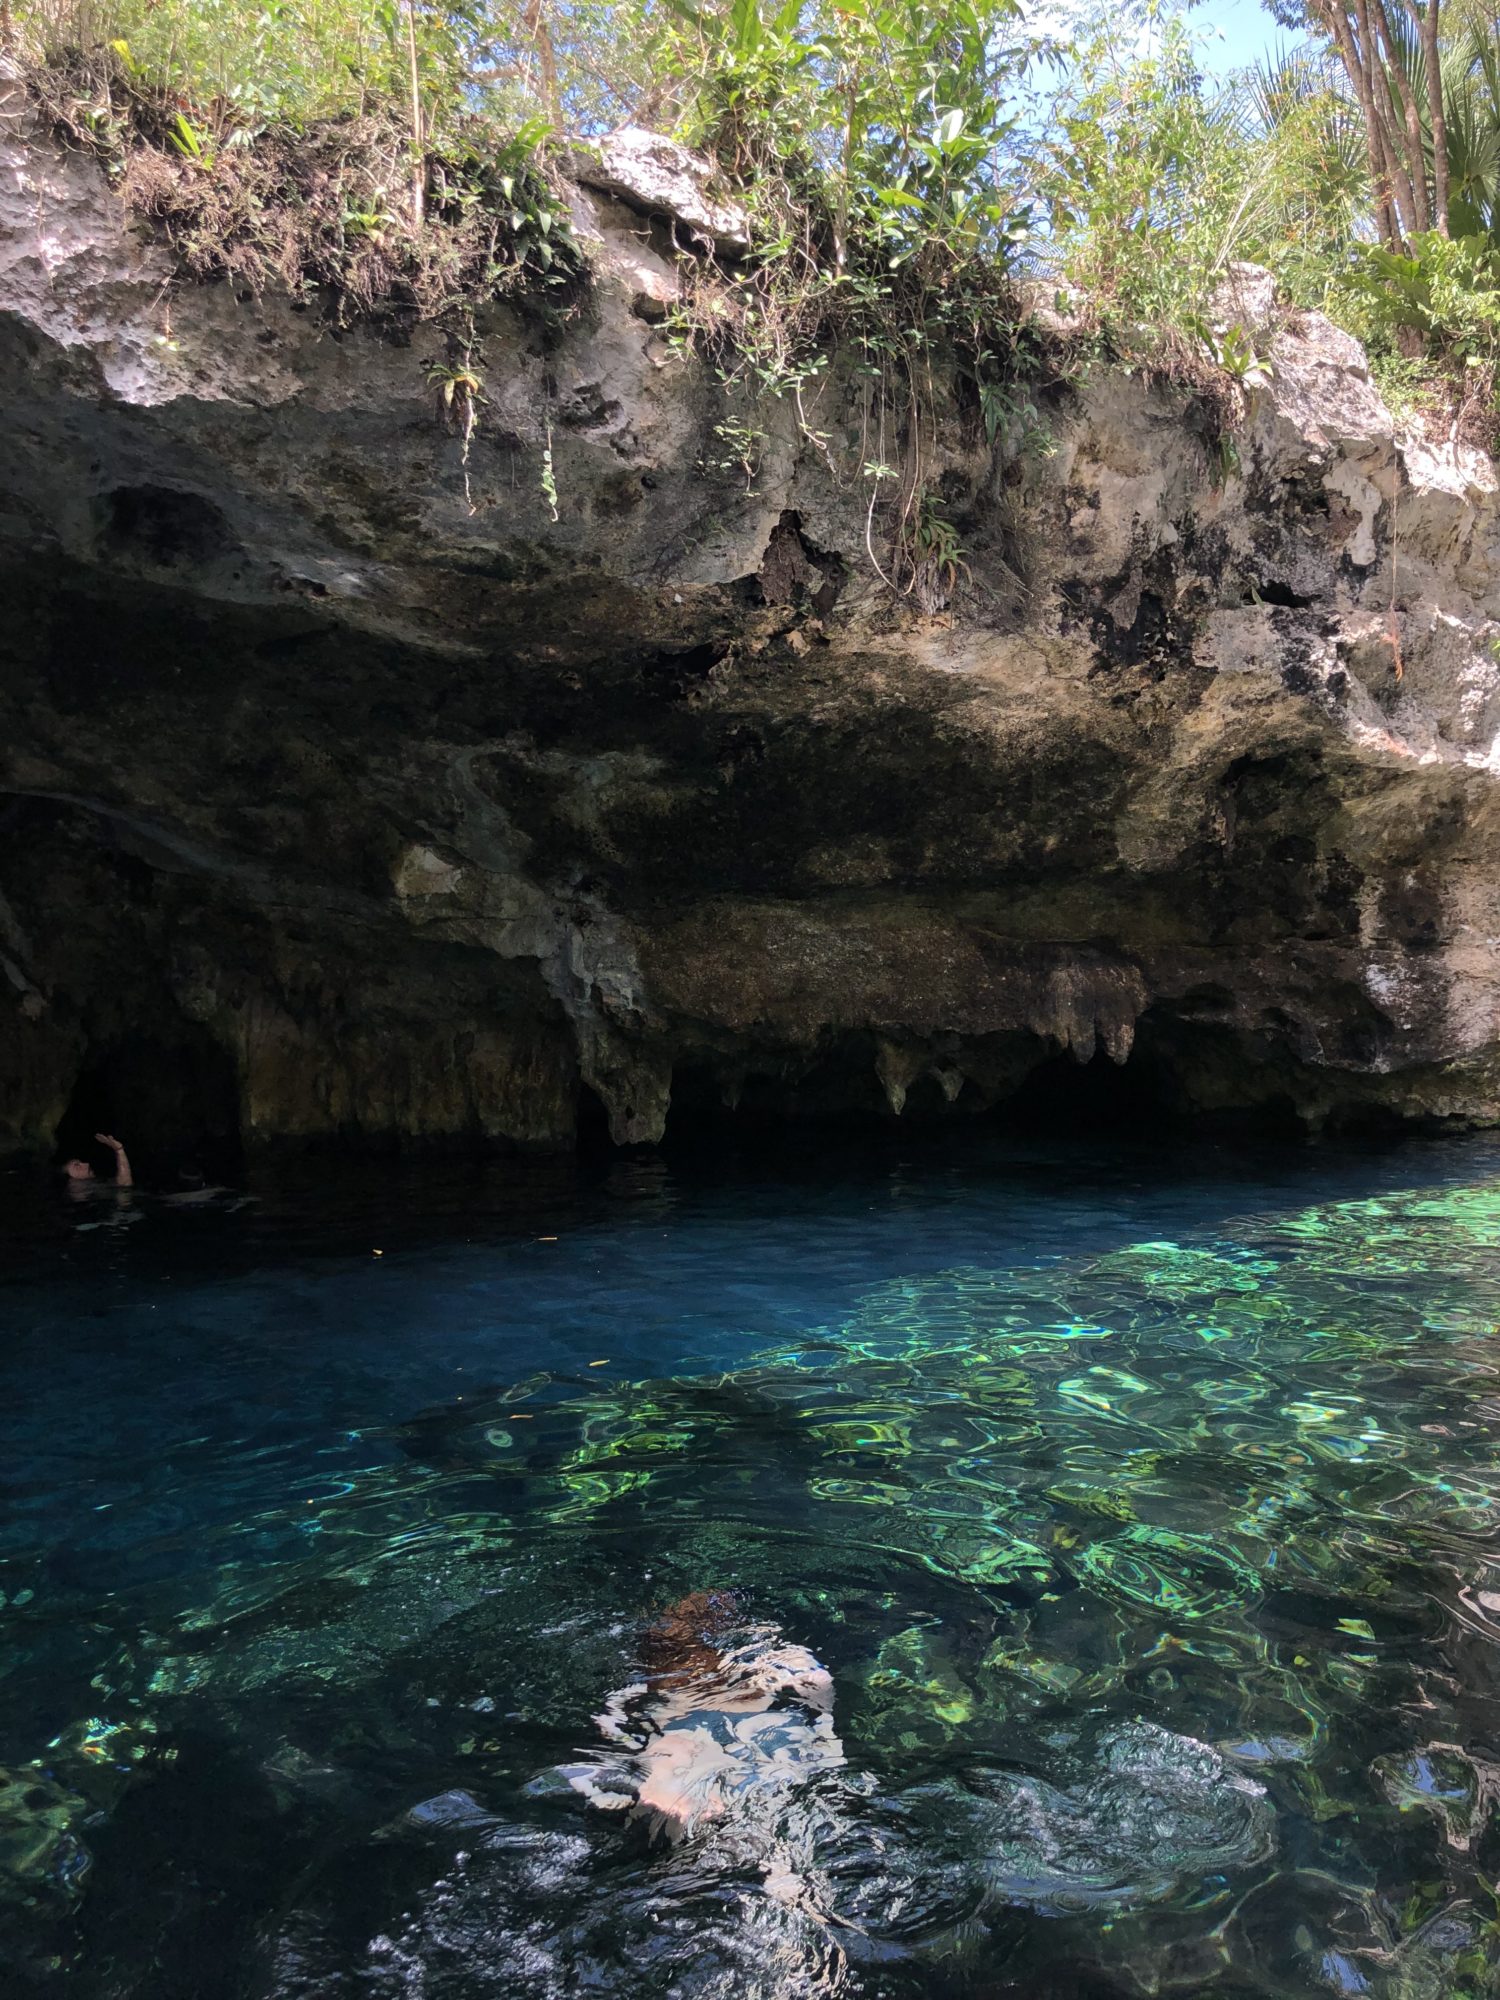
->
4, 90, 1500, 1155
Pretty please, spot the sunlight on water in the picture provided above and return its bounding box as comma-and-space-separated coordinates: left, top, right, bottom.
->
5, 1144, 1500, 1996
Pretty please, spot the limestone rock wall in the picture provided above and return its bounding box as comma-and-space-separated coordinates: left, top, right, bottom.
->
4, 82, 1500, 1161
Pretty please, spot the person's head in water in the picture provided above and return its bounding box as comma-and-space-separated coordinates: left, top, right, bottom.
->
58, 1134, 133, 1189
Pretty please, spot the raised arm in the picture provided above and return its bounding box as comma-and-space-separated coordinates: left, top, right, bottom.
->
95, 1134, 133, 1188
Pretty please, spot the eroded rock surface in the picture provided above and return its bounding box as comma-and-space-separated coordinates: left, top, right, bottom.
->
571, 126, 752, 254
3, 83, 1500, 1160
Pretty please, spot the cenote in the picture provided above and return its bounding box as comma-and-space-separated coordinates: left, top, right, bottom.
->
6, 1129, 1500, 1999
13, 1, 1500, 1989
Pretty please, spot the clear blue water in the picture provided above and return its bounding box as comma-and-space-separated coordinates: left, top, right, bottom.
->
5, 1131, 1500, 1998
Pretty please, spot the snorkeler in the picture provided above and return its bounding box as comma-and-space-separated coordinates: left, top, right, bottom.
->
559, 1591, 844, 1840
60, 1133, 133, 1191
60, 1139, 249, 1217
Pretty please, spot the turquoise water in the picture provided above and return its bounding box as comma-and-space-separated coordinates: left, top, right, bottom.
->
6, 1134, 1500, 1997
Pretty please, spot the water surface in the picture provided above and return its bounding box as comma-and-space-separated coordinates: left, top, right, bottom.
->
5, 1132, 1500, 1998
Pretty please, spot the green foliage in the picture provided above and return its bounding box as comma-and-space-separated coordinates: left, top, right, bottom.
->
699, 416, 768, 490
634, 0, 1043, 598
16, 0, 679, 136
24, 41, 582, 322
911, 492, 970, 609
424, 350, 486, 508
424, 352, 486, 413
1333, 226, 1500, 444
1238, 41, 1367, 302
166, 109, 214, 169
1342, 229, 1500, 366
540, 421, 560, 521
1033, 10, 1365, 343
1437, 25, 1500, 241
18, 0, 1500, 552
21, 0, 466, 132
660, 0, 1032, 270
977, 374, 1050, 457
1211, 322, 1271, 384
1037, 11, 1242, 330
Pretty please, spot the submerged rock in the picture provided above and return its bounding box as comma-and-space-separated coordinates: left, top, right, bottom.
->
0, 1762, 93, 1908
963, 1719, 1275, 1914
246, 1716, 1276, 1997
855, 1623, 980, 1751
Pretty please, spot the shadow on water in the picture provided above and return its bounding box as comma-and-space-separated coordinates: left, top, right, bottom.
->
4, 1127, 1500, 1995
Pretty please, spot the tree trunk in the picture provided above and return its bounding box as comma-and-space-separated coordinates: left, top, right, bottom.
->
834, 65, 862, 273
1318, 1, 1402, 247
1373, 0, 1429, 230
522, 0, 562, 126
1420, 0, 1449, 233
1352, 0, 1420, 235
404, 0, 425, 228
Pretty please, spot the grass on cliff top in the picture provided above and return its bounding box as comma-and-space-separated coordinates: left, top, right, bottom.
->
11, 0, 1500, 331
10, 0, 1498, 603
7, 0, 1081, 609
16, 40, 587, 331
13, 0, 1488, 431
0, 0, 1298, 611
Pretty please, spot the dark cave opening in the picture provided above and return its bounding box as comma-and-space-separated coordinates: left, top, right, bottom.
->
1001, 1044, 1173, 1132
54, 1028, 243, 1184
990, 1012, 1313, 1141
96, 484, 235, 567
661, 1018, 1312, 1149
999, 1035, 1301, 1140
575, 1081, 615, 1152
665, 1041, 895, 1141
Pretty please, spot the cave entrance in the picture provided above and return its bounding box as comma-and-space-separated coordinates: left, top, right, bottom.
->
665, 1045, 893, 1144
660, 1016, 1312, 1149
55, 1028, 243, 1184
1000, 1018, 1305, 1140
575, 1081, 614, 1154
1001, 1043, 1172, 1134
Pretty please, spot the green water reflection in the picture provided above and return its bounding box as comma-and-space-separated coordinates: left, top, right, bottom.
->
10, 1176, 1500, 1996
